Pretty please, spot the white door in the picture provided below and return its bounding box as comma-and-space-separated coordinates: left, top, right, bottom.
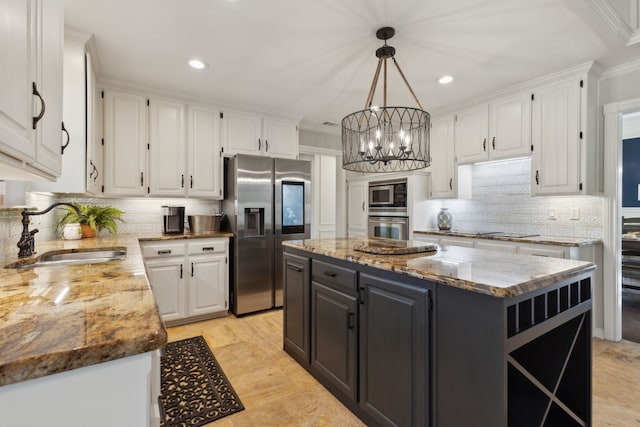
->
32, 0, 63, 176
455, 104, 489, 164
222, 110, 262, 156
430, 116, 455, 198
145, 259, 185, 322
188, 255, 227, 316
263, 117, 298, 158
347, 180, 368, 237
188, 106, 222, 198
489, 92, 531, 160
104, 90, 148, 196
531, 80, 581, 195
0, 0, 35, 161
149, 98, 186, 196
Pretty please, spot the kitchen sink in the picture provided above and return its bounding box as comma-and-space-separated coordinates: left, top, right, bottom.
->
5, 247, 127, 269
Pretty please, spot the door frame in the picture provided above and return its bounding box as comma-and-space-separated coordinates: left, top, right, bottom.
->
603, 97, 640, 341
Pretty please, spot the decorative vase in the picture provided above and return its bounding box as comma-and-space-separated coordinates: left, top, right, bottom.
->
437, 208, 452, 230
81, 224, 97, 238
62, 223, 82, 240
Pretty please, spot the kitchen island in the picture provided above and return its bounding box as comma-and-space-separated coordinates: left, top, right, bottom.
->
283, 237, 595, 427
0, 231, 231, 427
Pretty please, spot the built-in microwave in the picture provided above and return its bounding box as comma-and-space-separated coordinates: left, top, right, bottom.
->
368, 179, 407, 210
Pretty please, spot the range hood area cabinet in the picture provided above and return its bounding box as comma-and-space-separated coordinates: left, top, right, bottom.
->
454, 92, 532, 165
102, 89, 223, 199
221, 110, 299, 159
31, 33, 104, 195
0, 0, 64, 181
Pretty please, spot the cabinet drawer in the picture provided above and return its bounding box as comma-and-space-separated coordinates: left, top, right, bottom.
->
188, 239, 227, 255
518, 244, 568, 259
312, 259, 357, 292
141, 242, 186, 258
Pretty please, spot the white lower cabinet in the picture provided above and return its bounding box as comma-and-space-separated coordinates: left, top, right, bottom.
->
518, 243, 569, 258
473, 239, 518, 253
141, 238, 229, 326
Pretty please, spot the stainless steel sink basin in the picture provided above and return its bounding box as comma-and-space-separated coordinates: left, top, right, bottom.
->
5, 248, 127, 269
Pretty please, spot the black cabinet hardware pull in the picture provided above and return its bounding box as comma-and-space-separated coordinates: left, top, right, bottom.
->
535, 170, 539, 185
93, 164, 98, 182
287, 264, 303, 272
181, 174, 184, 188
362, 202, 365, 211
32, 82, 46, 129
190, 175, 193, 188
492, 136, 495, 150
265, 140, 269, 152
61, 122, 70, 154
347, 312, 354, 329
140, 172, 144, 186
180, 264, 183, 278
482, 138, 487, 151
191, 262, 194, 277
359, 287, 365, 304
158, 249, 171, 255
258, 138, 262, 150
449, 178, 453, 190
89, 160, 95, 179
202, 247, 215, 251
324, 271, 337, 278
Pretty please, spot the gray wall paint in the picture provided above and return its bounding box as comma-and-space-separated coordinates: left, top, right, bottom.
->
299, 129, 341, 151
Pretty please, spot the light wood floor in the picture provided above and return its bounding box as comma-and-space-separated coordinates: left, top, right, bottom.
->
168, 310, 640, 427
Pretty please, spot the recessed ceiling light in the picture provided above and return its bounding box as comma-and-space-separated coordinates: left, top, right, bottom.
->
188, 59, 208, 70
438, 75, 454, 85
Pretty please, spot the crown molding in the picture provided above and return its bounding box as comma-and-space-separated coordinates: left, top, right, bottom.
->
299, 123, 341, 136
585, 0, 634, 43
601, 58, 640, 79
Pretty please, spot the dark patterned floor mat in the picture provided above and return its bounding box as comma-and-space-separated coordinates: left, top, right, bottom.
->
160, 336, 244, 427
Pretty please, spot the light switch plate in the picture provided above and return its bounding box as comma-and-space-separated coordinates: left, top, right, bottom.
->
570, 207, 580, 220
548, 207, 557, 220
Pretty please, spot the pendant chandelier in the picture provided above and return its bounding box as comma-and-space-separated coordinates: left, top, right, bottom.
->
342, 27, 430, 173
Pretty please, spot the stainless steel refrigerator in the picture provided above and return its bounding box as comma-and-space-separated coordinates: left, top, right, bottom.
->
223, 154, 311, 315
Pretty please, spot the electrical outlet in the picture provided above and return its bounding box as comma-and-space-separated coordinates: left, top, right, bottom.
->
548, 207, 557, 220
570, 207, 580, 220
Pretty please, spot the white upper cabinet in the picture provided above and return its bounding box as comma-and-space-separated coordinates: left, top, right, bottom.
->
455, 92, 531, 165
148, 97, 186, 196
104, 90, 148, 196
187, 105, 223, 199
0, 0, 63, 180
454, 104, 489, 164
488, 92, 531, 160
531, 79, 581, 195
429, 115, 456, 199
86, 51, 104, 196
222, 110, 298, 159
346, 179, 368, 237
262, 117, 298, 158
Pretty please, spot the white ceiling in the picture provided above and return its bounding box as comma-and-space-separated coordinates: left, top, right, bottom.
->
64, 0, 640, 132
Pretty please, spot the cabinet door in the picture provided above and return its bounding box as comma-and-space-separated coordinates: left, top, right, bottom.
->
283, 252, 310, 363
531, 80, 581, 195
455, 104, 489, 164
0, 0, 35, 161
263, 117, 298, 158
222, 110, 262, 156
149, 98, 186, 196
188, 254, 227, 316
489, 92, 531, 160
145, 258, 185, 322
86, 51, 103, 195
359, 274, 431, 427
347, 181, 368, 237
430, 115, 456, 198
104, 90, 147, 196
32, 0, 63, 176
311, 282, 357, 402
188, 106, 222, 198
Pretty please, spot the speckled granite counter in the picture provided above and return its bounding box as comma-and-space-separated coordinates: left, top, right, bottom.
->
283, 237, 595, 298
0, 231, 232, 387
413, 229, 601, 247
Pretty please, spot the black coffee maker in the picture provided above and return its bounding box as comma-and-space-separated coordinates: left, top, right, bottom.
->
162, 205, 185, 234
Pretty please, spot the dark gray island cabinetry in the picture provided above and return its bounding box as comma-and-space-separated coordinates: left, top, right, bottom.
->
283, 238, 595, 427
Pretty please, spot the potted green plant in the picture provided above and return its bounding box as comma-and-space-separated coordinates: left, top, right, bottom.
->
56, 202, 125, 238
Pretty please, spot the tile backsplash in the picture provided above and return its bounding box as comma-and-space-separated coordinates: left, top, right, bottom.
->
414, 158, 605, 239
0, 192, 218, 259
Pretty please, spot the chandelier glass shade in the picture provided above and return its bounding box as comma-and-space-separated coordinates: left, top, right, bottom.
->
342, 27, 430, 173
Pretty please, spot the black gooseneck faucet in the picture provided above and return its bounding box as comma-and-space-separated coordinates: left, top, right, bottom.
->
17, 202, 80, 258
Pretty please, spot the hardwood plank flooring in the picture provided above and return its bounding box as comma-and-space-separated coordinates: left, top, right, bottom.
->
168, 310, 640, 426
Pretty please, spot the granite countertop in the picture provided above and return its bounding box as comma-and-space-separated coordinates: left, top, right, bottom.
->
413, 229, 601, 247
0, 231, 232, 387
283, 237, 595, 298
